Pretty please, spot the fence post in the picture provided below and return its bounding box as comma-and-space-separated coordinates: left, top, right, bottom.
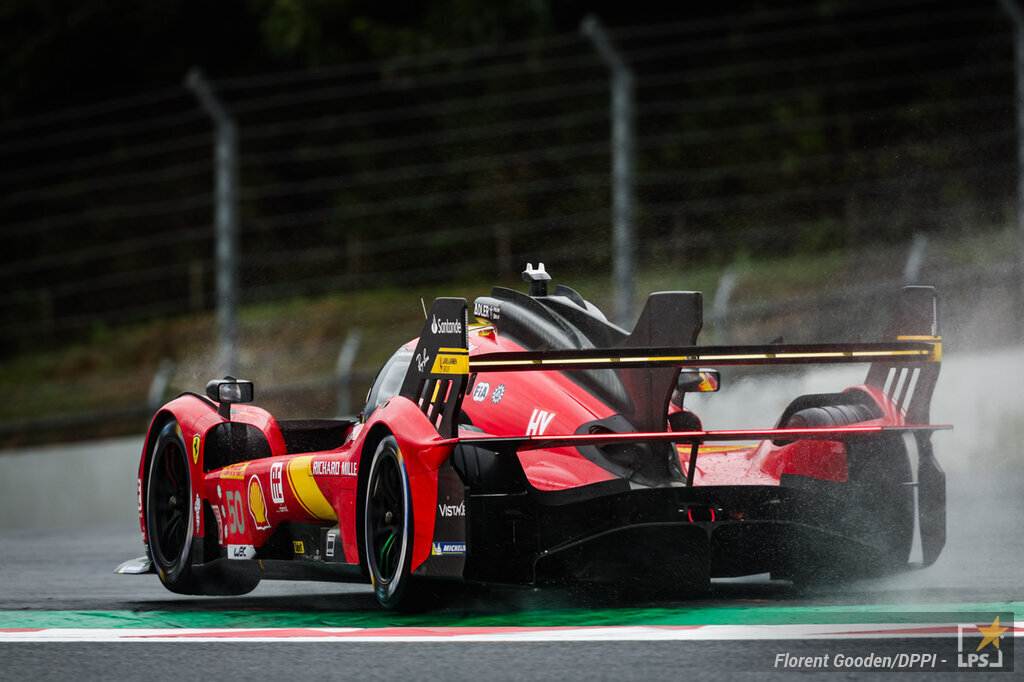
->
997, 0, 1024, 333
582, 15, 636, 327
903, 233, 928, 284
335, 329, 362, 417
147, 359, 176, 411
711, 266, 737, 345
186, 67, 239, 376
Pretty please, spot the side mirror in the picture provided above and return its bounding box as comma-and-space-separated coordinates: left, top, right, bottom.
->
206, 376, 254, 419
676, 368, 720, 393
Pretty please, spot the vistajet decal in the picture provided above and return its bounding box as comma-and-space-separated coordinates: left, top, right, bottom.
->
438, 501, 465, 517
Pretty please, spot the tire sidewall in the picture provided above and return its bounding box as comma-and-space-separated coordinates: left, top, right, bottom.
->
364, 435, 414, 607
146, 419, 195, 588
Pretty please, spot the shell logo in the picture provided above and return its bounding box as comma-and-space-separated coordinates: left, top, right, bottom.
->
248, 475, 271, 531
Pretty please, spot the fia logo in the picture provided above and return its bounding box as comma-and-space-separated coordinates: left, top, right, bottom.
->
472, 382, 490, 402
526, 409, 556, 436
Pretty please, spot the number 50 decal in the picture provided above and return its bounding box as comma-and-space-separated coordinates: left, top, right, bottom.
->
224, 490, 246, 534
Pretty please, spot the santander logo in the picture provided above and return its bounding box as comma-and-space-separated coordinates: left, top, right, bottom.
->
431, 315, 462, 335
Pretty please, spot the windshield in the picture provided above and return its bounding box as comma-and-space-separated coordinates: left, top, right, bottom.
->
363, 347, 413, 420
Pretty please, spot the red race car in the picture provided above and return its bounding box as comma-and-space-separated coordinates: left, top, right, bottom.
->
120, 264, 947, 608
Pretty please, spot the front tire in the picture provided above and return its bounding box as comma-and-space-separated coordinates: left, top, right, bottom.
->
146, 418, 259, 596
146, 419, 199, 594
364, 436, 418, 609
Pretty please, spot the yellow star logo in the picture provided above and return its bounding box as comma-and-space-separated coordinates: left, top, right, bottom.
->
975, 616, 1008, 651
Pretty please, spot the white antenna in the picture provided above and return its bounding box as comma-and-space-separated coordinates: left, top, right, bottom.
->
421, 297, 428, 319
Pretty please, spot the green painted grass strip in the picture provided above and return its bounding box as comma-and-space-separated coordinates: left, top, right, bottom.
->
1, 601, 1020, 630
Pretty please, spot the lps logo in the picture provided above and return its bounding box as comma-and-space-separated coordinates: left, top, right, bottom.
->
431, 315, 463, 335
270, 462, 284, 504
526, 408, 556, 436
958, 617, 1009, 668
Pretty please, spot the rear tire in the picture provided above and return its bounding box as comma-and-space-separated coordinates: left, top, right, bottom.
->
364, 436, 420, 609
783, 403, 878, 430
781, 404, 913, 581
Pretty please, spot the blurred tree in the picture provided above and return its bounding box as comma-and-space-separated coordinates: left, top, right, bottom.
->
0, 0, 269, 118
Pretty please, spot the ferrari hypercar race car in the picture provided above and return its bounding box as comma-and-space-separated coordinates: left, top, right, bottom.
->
120, 264, 947, 608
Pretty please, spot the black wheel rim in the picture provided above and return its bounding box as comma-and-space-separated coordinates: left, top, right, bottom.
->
368, 451, 406, 585
149, 430, 190, 572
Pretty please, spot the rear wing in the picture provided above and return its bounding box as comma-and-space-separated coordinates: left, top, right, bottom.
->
403, 287, 942, 439
468, 340, 939, 371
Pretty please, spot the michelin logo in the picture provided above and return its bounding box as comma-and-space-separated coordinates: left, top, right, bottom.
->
431, 542, 467, 556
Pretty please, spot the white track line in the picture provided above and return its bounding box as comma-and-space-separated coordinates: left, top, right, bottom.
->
2, 623, 1021, 643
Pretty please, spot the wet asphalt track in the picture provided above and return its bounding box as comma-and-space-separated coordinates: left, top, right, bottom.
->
1, 463, 1021, 681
